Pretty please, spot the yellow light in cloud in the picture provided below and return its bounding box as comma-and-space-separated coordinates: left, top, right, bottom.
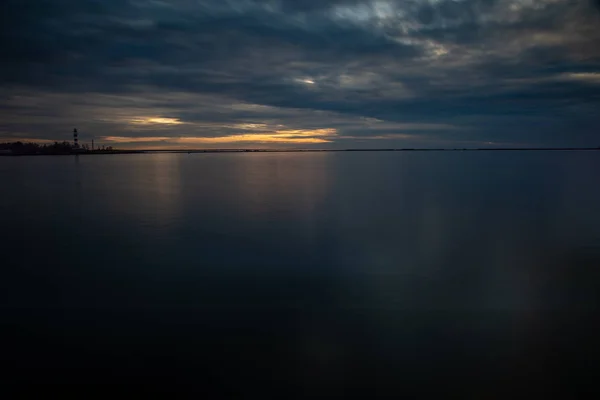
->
103, 136, 171, 143
274, 128, 335, 137
130, 117, 184, 125
562, 72, 600, 84
294, 78, 316, 85
230, 125, 335, 137
232, 123, 269, 130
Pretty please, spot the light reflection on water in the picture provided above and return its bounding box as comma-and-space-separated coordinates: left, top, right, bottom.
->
93, 153, 183, 230
1, 152, 599, 390
227, 152, 330, 222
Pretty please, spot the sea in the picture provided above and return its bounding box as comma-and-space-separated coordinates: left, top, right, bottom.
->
1, 151, 599, 393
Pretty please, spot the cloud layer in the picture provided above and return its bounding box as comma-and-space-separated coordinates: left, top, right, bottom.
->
1, 0, 599, 148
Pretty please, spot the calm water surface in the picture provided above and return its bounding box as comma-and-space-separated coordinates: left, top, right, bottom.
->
1, 152, 599, 392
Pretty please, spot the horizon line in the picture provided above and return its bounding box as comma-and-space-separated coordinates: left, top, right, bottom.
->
110, 147, 600, 152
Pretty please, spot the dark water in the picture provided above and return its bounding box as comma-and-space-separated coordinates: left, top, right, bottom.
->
1, 152, 599, 393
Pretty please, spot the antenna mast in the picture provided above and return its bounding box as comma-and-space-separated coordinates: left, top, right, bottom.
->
73, 128, 79, 148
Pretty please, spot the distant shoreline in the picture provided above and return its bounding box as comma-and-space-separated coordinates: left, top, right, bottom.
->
0, 150, 145, 156
1, 147, 599, 156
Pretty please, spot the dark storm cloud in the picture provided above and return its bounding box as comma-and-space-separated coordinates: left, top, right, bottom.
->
1, 0, 599, 147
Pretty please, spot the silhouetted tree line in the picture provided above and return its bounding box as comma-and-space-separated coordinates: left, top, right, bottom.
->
0, 141, 113, 155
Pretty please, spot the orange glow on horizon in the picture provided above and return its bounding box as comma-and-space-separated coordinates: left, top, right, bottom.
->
172, 135, 331, 144
100, 135, 330, 145
101, 128, 337, 146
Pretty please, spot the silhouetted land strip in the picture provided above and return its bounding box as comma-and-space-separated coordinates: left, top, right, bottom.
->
1, 141, 599, 156
0, 149, 145, 156
0, 141, 143, 156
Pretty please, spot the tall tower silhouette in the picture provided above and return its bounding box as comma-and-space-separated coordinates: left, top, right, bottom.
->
73, 128, 79, 148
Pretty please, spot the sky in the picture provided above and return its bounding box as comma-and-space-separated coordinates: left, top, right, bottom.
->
1, 0, 599, 149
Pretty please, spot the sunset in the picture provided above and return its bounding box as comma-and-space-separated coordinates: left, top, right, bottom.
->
1, 0, 599, 149
2, 0, 599, 393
